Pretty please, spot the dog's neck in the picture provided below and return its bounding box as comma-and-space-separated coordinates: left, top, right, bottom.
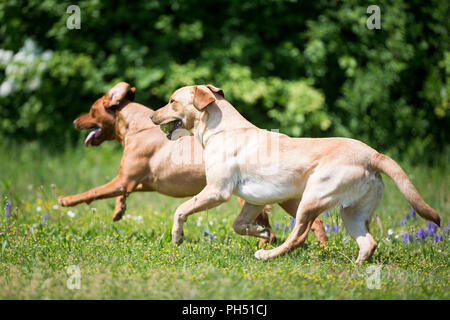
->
198, 98, 256, 147
115, 102, 155, 147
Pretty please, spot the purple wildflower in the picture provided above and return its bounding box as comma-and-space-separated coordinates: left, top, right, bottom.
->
209, 233, 214, 240
443, 225, 450, 234
415, 228, 426, 242
274, 223, 280, 232
400, 211, 410, 226
203, 230, 212, 237
284, 224, 289, 232
410, 208, 416, 219
333, 224, 340, 234
324, 223, 331, 233
402, 233, 413, 244
289, 217, 296, 229
4, 200, 11, 218
426, 221, 438, 235
42, 213, 49, 224
432, 233, 443, 243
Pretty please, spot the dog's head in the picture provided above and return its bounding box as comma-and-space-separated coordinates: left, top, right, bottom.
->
73, 82, 136, 147
150, 84, 223, 140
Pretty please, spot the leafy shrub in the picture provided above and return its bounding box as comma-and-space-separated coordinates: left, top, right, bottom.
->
0, 0, 448, 162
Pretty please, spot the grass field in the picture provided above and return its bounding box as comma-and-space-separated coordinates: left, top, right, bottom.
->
0, 140, 448, 299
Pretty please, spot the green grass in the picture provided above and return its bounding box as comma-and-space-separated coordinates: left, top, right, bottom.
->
0, 141, 448, 299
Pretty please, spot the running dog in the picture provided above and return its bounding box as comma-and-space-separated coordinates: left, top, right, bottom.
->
150, 84, 440, 262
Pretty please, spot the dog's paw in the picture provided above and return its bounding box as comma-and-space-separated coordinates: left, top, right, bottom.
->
172, 230, 184, 246
58, 196, 68, 207
260, 229, 271, 240
112, 211, 124, 222
254, 249, 270, 260
112, 207, 125, 222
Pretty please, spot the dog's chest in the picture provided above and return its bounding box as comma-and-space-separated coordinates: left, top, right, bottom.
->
234, 174, 301, 205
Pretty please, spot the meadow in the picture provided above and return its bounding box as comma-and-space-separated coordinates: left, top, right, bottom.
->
0, 140, 448, 299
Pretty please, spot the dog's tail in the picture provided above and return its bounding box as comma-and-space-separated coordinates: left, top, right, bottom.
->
370, 153, 441, 226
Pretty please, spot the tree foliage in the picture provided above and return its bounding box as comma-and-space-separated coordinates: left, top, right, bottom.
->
0, 0, 448, 162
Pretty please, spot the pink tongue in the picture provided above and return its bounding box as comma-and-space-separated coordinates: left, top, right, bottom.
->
84, 129, 100, 147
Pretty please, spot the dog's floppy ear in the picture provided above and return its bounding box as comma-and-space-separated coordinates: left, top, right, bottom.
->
104, 82, 134, 108
206, 84, 224, 98
193, 85, 216, 110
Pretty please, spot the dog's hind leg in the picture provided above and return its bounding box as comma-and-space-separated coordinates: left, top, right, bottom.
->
341, 207, 377, 263
237, 197, 275, 245
341, 182, 383, 263
279, 198, 328, 244
233, 202, 271, 240
255, 197, 334, 260
254, 205, 276, 245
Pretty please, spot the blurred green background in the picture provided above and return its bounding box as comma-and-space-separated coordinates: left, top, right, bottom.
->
0, 0, 449, 163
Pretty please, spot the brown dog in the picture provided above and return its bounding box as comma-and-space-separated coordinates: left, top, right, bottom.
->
57, 82, 327, 245
150, 84, 440, 263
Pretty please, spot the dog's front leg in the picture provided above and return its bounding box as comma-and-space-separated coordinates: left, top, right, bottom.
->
112, 195, 127, 221
58, 176, 138, 207
112, 184, 150, 221
172, 185, 231, 245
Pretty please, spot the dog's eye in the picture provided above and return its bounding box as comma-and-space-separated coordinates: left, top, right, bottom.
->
170, 99, 175, 104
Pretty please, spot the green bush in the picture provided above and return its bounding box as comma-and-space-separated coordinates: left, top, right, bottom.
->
0, 0, 448, 162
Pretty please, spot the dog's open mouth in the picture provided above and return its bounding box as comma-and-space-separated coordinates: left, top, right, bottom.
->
84, 127, 102, 147
160, 120, 182, 139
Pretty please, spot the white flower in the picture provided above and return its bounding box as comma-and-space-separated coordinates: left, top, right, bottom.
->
42, 50, 53, 61
67, 210, 75, 218
0, 49, 13, 64
52, 205, 58, 210
91, 208, 97, 213
23, 39, 37, 53
36, 206, 42, 212
395, 234, 400, 239
13, 51, 26, 63
209, 221, 213, 225
387, 229, 394, 239
0, 78, 15, 97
